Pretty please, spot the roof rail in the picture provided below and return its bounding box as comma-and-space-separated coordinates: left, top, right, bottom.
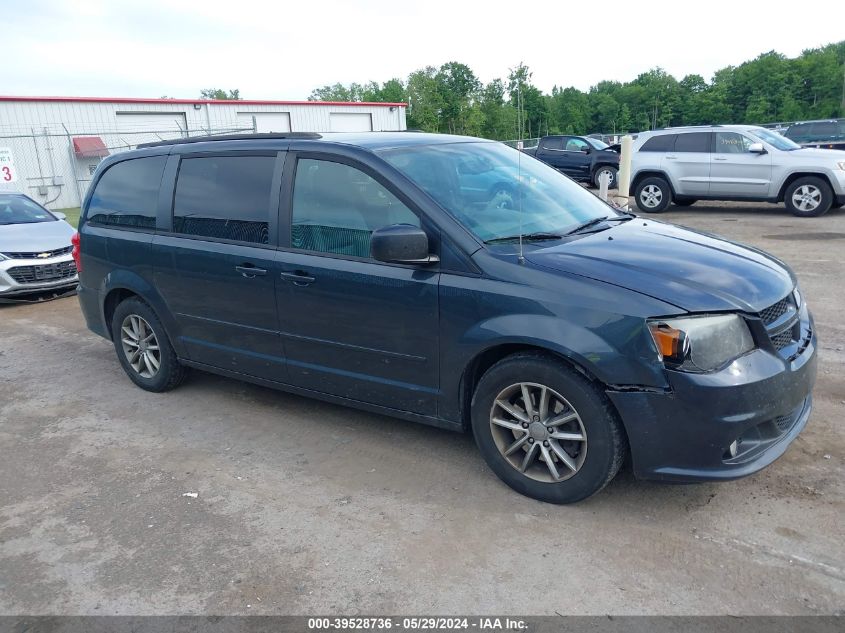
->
659, 124, 723, 130
137, 132, 322, 149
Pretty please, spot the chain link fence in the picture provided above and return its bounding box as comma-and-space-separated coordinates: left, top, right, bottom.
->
0, 124, 254, 210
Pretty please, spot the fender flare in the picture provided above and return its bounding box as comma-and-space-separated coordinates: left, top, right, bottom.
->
99, 269, 186, 356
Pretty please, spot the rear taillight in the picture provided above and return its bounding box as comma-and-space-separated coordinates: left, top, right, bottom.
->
71, 232, 81, 272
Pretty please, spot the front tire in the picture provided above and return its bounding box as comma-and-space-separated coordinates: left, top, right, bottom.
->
784, 177, 833, 217
471, 353, 627, 504
634, 176, 672, 213
592, 165, 618, 189
111, 297, 186, 392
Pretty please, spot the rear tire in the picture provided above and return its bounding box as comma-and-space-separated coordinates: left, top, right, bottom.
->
471, 353, 627, 504
784, 177, 833, 217
111, 297, 186, 392
634, 176, 672, 213
592, 165, 618, 189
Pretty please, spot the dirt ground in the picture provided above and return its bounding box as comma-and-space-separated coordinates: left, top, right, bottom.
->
1, 201, 843, 615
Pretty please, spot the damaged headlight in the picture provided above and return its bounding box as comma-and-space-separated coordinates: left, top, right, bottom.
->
648, 314, 755, 372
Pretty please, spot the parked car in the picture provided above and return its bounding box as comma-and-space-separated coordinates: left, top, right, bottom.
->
76, 132, 816, 503
522, 135, 620, 188
783, 119, 845, 150
630, 125, 845, 216
0, 193, 78, 299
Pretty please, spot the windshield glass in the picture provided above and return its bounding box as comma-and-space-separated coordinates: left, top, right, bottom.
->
750, 128, 801, 151
585, 137, 610, 149
379, 141, 615, 243
0, 195, 56, 225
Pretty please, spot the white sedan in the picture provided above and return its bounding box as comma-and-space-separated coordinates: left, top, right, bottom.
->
0, 194, 78, 299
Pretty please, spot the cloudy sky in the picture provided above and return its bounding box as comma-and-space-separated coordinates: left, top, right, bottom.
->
6, 0, 844, 100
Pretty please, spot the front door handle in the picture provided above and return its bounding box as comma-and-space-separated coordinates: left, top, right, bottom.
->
280, 271, 316, 286
235, 264, 267, 278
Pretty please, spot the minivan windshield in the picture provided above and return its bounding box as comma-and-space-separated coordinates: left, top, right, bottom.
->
380, 141, 616, 243
750, 128, 802, 151
0, 195, 57, 225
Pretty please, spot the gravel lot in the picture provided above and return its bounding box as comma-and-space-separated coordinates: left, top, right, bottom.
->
1, 201, 843, 615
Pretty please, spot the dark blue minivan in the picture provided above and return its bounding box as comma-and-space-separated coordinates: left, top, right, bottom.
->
74, 132, 817, 503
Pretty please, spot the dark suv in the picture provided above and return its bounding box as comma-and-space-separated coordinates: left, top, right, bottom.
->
75, 132, 817, 503
784, 119, 845, 150
522, 135, 620, 188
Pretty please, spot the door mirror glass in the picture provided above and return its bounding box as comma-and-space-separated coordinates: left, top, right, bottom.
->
748, 142, 766, 154
371, 224, 435, 264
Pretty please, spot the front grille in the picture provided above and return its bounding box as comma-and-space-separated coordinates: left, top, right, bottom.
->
1, 246, 73, 259
773, 412, 794, 433
770, 329, 795, 351
758, 293, 801, 355
7, 261, 77, 284
759, 295, 796, 326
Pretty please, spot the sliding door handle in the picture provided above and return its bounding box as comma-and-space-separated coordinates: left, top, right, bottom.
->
280, 271, 316, 286
235, 265, 267, 278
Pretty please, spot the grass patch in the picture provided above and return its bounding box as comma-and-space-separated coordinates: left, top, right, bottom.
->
55, 207, 81, 228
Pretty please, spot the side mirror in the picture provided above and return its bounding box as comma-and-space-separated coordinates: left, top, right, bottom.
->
581, 147, 591, 154
52, 211, 67, 220
371, 224, 438, 265
748, 142, 766, 154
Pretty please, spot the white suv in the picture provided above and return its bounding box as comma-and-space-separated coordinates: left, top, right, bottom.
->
630, 125, 845, 217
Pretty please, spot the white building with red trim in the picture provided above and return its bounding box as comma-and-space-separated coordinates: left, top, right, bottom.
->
0, 96, 407, 209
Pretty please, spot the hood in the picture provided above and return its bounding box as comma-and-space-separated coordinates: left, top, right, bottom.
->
789, 147, 845, 160
0, 220, 75, 254
526, 220, 794, 313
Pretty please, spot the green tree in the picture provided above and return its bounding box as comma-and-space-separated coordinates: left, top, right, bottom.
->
406, 66, 443, 131
435, 62, 481, 134
307, 39, 844, 139
200, 89, 241, 100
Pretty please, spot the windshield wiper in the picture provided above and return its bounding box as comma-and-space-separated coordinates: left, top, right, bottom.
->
485, 232, 562, 244
563, 214, 631, 236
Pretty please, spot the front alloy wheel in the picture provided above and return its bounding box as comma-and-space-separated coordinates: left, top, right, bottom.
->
471, 353, 627, 503
490, 382, 587, 482
790, 184, 822, 214
639, 184, 663, 209
784, 176, 833, 217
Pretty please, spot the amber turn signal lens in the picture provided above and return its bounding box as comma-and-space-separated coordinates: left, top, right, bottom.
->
648, 322, 688, 363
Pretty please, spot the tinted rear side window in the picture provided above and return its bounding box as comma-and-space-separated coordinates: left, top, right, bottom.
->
674, 132, 710, 153
785, 123, 810, 139
173, 155, 276, 244
811, 122, 838, 136
639, 134, 676, 152
87, 156, 166, 229
541, 137, 563, 150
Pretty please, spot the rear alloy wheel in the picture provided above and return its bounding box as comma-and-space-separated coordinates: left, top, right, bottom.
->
784, 177, 833, 217
471, 353, 627, 503
111, 297, 186, 392
121, 314, 161, 379
634, 176, 671, 213
592, 165, 618, 189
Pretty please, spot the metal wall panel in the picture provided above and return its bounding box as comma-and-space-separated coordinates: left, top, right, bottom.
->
0, 99, 407, 209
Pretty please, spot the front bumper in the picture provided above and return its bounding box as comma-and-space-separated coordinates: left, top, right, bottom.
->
608, 311, 817, 482
0, 254, 78, 297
